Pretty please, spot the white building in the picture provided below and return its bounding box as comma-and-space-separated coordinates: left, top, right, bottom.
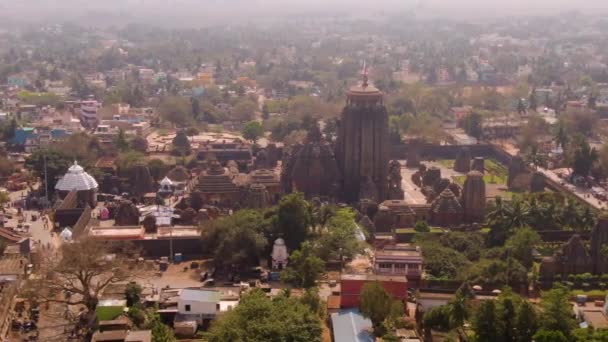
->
178, 289, 221, 324
271, 238, 288, 270
80, 99, 101, 128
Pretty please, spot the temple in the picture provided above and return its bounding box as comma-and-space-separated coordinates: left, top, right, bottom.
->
335, 66, 389, 203
55, 161, 99, 208
282, 125, 341, 199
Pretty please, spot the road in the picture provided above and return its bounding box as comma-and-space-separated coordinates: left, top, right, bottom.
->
5, 188, 60, 248
497, 142, 606, 210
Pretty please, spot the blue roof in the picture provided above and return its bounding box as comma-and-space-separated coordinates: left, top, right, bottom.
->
10, 128, 36, 145
331, 309, 373, 342
180, 289, 220, 303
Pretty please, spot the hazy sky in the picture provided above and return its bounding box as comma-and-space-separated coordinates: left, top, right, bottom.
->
1, 0, 607, 27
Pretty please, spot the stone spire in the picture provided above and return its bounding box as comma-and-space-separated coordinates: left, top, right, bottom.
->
335, 63, 389, 203
591, 214, 608, 274
461, 171, 486, 222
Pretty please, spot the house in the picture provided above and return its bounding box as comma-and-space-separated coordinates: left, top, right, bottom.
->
331, 309, 373, 342
178, 289, 221, 323
340, 274, 408, 308
7, 75, 30, 88
374, 244, 423, 286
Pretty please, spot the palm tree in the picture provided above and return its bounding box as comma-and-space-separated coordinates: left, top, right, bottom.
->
507, 199, 532, 230
447, 291, 470, 330
486, 196, 509, 227
561, 199, 583, 231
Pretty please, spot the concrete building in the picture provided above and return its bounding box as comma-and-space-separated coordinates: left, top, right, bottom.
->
178, 289, 221, 324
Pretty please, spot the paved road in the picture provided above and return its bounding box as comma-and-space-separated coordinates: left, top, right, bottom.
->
497, 142, 606, 210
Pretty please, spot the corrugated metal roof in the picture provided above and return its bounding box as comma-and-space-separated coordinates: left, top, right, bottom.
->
331, 309, 373, 342
180, 289, 220, 303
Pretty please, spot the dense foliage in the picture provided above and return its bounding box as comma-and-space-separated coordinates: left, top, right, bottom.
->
208, 289, 322, 342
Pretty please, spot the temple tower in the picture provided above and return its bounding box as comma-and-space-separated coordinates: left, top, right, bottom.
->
335, 67, 389, 203
461, 171, 486, 222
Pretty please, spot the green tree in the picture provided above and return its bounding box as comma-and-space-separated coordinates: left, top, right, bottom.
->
315, 208, 365, 262
147, 311, 176, 342
447, 290, 470, 330
462, 112, 483, 140
281, 241, 325, 288
201, 210, 268, 270
473, 300, 499, 342
25, 149, 72, 197
539, 285, 577, 337
115, 128, 130, 152
533, 329, 568, 342
275, 193, 311, 250
505, 227, 541, 269
208, 289, 322, 342
191, 97, 201, 120
515, 301, 538, 342
147, 159, 167, 181
125, 282, 142, 307
570, 136, 598, 178
172, 130, 191, 156
159, 96, 193, 127
359, 282, 397, 336
232, 99, 258, 122
241, 121, 264, 144
415, 220, 430, 233
422, 305, 451, 332
130, 136, 148, 153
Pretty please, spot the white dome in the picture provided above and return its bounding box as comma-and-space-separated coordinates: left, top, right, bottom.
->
60, 227, 73, 241
55, 161, 99, 192
160, 176, 174, 186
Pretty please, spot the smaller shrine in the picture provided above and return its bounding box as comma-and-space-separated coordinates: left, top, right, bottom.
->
194, 157, 241, 207
271, 238, 289, 270
387, 160, 404, 200
453, 147, 472, 173
430, 188, 463, 226
158, 177, 174, 195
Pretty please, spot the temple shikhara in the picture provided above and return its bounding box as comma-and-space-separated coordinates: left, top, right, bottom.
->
335, 67, 390, 203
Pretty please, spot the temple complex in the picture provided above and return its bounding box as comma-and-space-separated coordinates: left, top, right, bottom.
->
335, 69, 389, 203
196, 139, 252, 170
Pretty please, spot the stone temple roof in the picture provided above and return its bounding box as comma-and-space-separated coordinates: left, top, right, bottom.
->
55, 161, 98, 192
196, 160, 240, 194
431, 188, 463, 214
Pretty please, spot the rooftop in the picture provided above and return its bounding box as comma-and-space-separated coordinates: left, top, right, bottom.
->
331, 309, 373, 342
55, 161, 98, 192
180, 289, 221, 303
340, 273, 408, 283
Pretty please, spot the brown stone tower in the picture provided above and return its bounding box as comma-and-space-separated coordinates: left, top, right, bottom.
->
335, 67, 389, 203
591, 214, 608, 274
461, 171, 486, 222
283, 125, 341, 199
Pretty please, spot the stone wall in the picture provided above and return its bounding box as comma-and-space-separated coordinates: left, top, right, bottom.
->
112, 238, 204, 259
